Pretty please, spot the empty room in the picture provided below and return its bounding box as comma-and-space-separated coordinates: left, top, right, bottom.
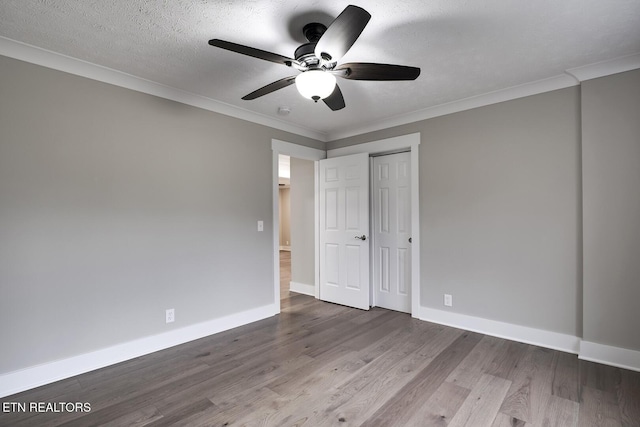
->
1, 1, 639, 426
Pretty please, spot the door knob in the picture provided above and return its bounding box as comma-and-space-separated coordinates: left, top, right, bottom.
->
409, 237, 412, 243
355, 235, 367, 241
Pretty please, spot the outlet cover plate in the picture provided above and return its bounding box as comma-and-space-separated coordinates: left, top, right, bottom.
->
444, 294, 453, 307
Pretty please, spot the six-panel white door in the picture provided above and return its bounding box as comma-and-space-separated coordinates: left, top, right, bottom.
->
319, 153, 370, 310
373, 152, 411, 313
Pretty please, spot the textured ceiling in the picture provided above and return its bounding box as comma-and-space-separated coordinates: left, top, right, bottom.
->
1, 0, 640, 140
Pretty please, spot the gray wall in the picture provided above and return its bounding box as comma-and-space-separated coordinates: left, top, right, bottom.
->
290, 157, 315, 286
330, 87, 582, 336
279, 187, 291, 247
582, 69, 640, 352
0, 55, 321, 374
3, 49, 637, 379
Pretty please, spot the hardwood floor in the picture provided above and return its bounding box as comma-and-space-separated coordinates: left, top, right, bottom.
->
1, 253, 639, 426
280, 250, 291, 300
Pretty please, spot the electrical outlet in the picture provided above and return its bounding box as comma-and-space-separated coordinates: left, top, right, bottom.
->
257, 220, 264, 231
166, 308, 175, 323
444, 294, 453, 307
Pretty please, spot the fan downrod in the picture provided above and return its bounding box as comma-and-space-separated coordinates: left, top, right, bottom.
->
302, 23, 327, 43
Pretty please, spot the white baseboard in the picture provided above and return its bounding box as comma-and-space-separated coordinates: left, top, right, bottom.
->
289, 281, 315, 296
0, 303, 278, 398
579, 341, 640, 372
415, 306, 580, 354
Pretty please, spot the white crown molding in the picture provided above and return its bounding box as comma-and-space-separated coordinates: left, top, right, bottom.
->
579, 341, 640, 372
3, 36, 638, 145
328, 53, 640, 141
0, 303, 277, 398
416, 306, 581, 354
327, 74, 579, 141
566, 53, 640, 82
0, 36, 328, 142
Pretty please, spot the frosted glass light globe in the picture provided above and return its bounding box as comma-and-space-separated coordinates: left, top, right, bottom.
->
295, 70, 337, 101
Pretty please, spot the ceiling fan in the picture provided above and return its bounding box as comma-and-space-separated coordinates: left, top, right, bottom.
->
208, 5, 420, 111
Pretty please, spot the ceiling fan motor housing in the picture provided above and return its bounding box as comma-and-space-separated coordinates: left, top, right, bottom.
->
295, 23, 329, 68
294, 42, 319, 67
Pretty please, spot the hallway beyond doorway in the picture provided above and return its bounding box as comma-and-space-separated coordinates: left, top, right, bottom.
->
279, 250, 291, 300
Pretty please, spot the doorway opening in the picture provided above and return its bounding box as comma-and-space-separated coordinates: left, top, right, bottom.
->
272, 140, 326, 313
278, 154, 291, 301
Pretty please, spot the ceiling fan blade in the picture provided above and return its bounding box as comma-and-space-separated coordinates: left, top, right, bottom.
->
242, 76, 297, 100
335, 62, 421, 80
209, 39, 297, 67
315, 5, 371, 63
323, 84, 346, 111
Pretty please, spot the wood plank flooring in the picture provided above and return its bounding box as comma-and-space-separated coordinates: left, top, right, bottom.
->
1, 251, 638, 426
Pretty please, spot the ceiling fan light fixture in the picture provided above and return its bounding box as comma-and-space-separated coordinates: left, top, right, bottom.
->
209, 5, 419, 111
295, 70, 336, 102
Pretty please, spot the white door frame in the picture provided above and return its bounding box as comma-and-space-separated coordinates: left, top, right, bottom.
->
271, 139, 326, 313
327, 133, 420, 316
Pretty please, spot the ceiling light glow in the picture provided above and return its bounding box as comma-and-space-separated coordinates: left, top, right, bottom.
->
295, 70, 336, 102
